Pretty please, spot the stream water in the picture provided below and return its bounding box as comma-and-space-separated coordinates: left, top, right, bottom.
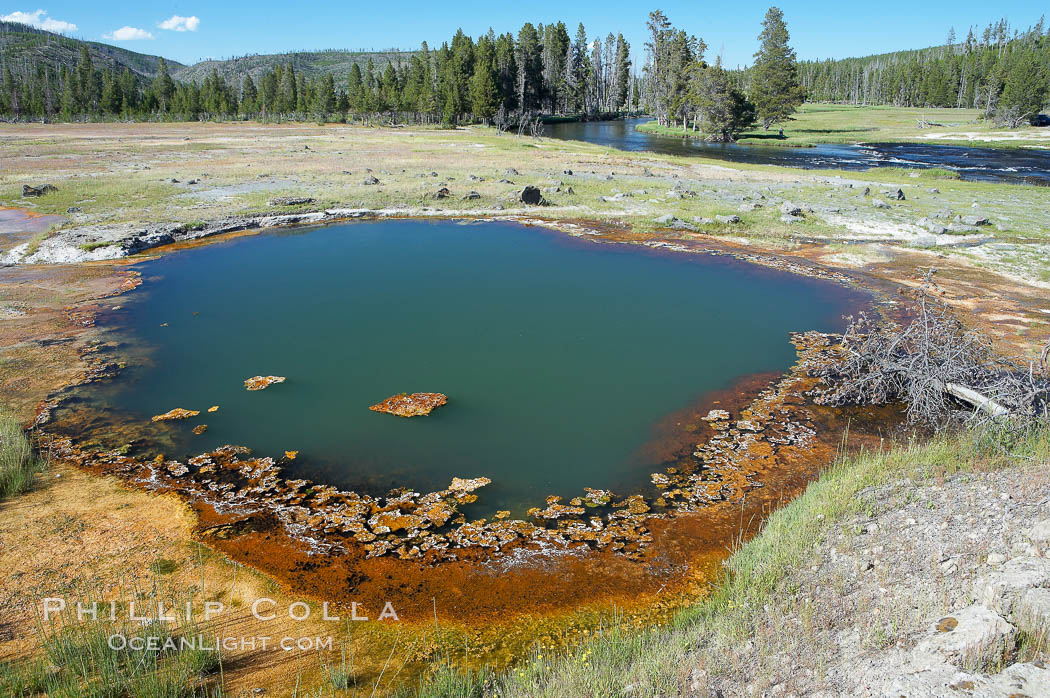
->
545, 118, 1050, 184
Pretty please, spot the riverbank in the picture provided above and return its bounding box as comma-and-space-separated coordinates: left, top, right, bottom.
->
1, 120, 1048, 695
636, 103, 1050, 149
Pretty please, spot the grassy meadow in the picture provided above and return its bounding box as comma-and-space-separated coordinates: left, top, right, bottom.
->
637, 103, 1050, 148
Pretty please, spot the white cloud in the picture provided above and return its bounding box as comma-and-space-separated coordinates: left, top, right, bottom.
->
102, 26, 153, 40
158, 14, 199, 32
1, 9, 78, 33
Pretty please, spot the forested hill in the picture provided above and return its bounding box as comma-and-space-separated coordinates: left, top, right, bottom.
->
0, 21, 183, 79
171, 50, 414, 90
797, 18, 1049, 109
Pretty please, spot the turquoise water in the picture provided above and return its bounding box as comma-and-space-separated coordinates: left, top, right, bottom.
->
59, 220, 868, 514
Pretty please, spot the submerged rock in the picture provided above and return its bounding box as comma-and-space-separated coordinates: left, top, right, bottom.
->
369, 392, 448, 417
151, 408, 200, 422
244, 375, 286, 391
192, 424, 208, 435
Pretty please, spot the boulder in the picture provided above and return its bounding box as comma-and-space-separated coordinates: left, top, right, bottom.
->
519, 186, 545, 205
462, 191, 481, 200
872, 198, 891, 209
715, 215, 741, 224
738, 202, 761, 212
268, 196, 315, 206
780, 214, 804, 224
431, 187, 452, 200
894, 188, 906, 200
562, 169, 573, 175
22, 184, 58, 197
1012, 587, 1050, 634
1027, 519, 1050, 546
961, 215, 990, 226
918, 218, 948, 234
974, 557, 1050, 614
654, 214, 678, 225
913, 605, 1016, 671
983, 663, 1050, 697
505, 168, 520, 176
362, 176, 380, 185
780, 202, 802, 217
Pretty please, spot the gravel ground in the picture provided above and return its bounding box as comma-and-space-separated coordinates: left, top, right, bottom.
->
694, 462, 1050, 697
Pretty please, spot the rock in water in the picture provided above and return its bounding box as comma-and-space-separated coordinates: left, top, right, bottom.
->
151, 408, 200, 422
519, 186, 544, 205
369, 392, 448, 417
244, 375, 286, 391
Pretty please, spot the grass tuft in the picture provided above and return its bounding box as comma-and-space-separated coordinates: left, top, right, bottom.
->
0, 412, 48, 499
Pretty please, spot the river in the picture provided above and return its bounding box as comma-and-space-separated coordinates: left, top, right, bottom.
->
545, 117, 1050, 184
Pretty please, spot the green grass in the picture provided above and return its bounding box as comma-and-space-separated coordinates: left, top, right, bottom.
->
79, 241, 117, 252
0, 412, 48, 499
0, 586, 223, 698
637, 104, 1050, 149
412, 421, 1050, 697
872, 166, 962, 180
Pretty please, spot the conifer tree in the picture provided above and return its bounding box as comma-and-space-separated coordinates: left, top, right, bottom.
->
241, 75, 257, 115
470, 37, 499, 121
279, 63, 297, 113
750, 7, 804, 128
153, 58, 175, 112
1000, 51, 1048, 124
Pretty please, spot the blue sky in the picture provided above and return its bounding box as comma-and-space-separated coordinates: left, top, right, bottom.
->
2, 2, 1046, 69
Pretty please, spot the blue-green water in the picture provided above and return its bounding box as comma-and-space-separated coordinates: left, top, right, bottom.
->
61, 220, 868, 513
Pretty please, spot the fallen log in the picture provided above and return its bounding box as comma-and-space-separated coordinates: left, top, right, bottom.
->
939, 381, 1011, 418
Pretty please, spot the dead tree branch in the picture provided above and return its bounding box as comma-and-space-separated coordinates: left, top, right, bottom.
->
814, 269, 1050, 428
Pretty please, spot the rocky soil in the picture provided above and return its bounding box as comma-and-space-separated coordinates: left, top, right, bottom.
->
694, 463, 1050, 697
